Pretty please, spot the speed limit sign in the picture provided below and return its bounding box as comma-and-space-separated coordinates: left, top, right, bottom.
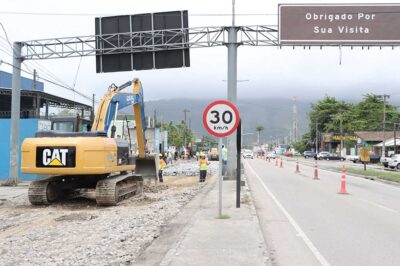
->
202, 100, 240, 137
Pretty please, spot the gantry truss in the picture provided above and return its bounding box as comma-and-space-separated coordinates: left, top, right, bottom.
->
21, 26, 279, 60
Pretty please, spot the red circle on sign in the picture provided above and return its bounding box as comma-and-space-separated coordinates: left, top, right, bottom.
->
202, 100, 240, 137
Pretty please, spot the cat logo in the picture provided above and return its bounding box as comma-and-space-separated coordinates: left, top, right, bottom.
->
36, 147, 76, 168
43, 148, 68, 166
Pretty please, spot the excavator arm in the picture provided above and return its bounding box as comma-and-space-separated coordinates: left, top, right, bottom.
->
91, 79, 147, 157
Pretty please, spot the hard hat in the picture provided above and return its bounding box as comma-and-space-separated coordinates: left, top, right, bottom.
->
159, 154, 163, 157
200, 152, 205, 156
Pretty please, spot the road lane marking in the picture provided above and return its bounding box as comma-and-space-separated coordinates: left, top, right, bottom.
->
246, 160, 330, 266
357, 198, 399, 214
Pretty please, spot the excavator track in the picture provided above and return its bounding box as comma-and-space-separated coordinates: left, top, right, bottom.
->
28, 180, 60, 205
95, 174, 143, 206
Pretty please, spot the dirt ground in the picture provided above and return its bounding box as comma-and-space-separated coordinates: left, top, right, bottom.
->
0, 174, 207, 265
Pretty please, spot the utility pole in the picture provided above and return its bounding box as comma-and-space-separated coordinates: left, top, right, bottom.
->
153, 109, 157, 128
91, 94, 95, 122
183, 109, 190, 125
292, 96, 298, 142
7, 42, 23, 186
315, 120, 319, 153
32, 69, 37, 90
394, 123, 397, 154
339, 112, 343, 156
183, 109, 190, 152
378, 94, 390, 157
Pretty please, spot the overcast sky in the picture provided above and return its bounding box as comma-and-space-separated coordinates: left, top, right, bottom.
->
1, 0, 400, 106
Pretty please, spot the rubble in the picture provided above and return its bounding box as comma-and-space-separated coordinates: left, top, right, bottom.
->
0, 166, 214, 265
163, 160, 219, 177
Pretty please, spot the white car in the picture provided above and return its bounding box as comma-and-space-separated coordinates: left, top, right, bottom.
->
243, 151, 253, 159
388, 155, 400, 169
381, 154, 399, 168
317, 151, 330, 160
267, 152, 277, 159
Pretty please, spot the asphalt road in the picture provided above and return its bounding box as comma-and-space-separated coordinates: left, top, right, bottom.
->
245, 158, 400, 266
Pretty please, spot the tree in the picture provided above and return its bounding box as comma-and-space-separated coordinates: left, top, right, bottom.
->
300, 94, 400, 151
308, 96, 352, 141
255, 125, 265, 145
347, 94, 400, 131
292, 132, 312, 153
162, 121, 194, 148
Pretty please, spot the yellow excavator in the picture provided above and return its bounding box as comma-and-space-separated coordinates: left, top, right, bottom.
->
21, 79, 158, 206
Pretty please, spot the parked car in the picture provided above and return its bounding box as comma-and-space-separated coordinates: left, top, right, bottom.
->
243, 151, 253, 159
325, 153, 346, 161
316, 151, 330, 160
347, 155, 360, 163
369, 153, 380, 164
303, 151, 317, 159
388, 155, 400, 169
381, 154, 400, 167
285, 151, 293, 157
267, 152, 277, 159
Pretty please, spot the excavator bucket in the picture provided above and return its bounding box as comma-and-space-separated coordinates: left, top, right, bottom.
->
134, 155, 159, 185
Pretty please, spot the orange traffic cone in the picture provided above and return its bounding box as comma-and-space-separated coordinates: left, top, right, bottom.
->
280, 158, 283, 168
339, 166, 348, 194
275, 158, 278, 166
313, 160, 319, 180
295, 159, 300, 173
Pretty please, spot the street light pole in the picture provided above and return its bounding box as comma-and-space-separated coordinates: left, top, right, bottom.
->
225, 1, 240, 178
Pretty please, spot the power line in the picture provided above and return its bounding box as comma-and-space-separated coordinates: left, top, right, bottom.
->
0, 11, 279, 17
0, 40, 72, 90
0, 59, 94, 102
0, 23, 74, 89
4, 10, 400, 17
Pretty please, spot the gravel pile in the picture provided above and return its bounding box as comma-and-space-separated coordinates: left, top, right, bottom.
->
163, 160, 219, 177
0, 178, 206, 265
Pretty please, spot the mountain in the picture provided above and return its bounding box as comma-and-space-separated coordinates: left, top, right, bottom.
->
132, 98, 311, 145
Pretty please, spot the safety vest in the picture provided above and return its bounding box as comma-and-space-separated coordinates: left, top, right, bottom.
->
159, 159, 166, 170
222, 148, 228, 161
199, 159, 208, 171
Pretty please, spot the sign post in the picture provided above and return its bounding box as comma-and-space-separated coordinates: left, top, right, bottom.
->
203, 100, 240, 217
359, 147, 370, 171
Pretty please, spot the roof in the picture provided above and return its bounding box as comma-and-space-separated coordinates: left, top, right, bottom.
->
0, 70, 44, 91
0, 88, 92, 118
355, 131, 400, 142
375, 138, 400, 147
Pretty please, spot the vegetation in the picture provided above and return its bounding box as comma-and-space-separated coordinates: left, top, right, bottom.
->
216, 214, 231, 219
296, 94, 400, 151
162, 121, 194, 148
337, 167, 400, 183
255, 125, 265, 145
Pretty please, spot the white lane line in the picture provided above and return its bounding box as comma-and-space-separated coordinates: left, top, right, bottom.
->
357, 198, 399, 214
245, 160, 330, 266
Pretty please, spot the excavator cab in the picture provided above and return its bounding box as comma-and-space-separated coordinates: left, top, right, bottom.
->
51, 115, 92, 132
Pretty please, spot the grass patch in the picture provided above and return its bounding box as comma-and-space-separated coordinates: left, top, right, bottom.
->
339, 167, 400, 183
216, 214, 231, 219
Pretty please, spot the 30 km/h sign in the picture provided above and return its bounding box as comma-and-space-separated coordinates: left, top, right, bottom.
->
203, 100, 240, 137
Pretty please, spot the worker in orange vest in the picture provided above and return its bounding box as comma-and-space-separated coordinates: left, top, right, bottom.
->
198, 153, 209, 182
159, 154, 166, 182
